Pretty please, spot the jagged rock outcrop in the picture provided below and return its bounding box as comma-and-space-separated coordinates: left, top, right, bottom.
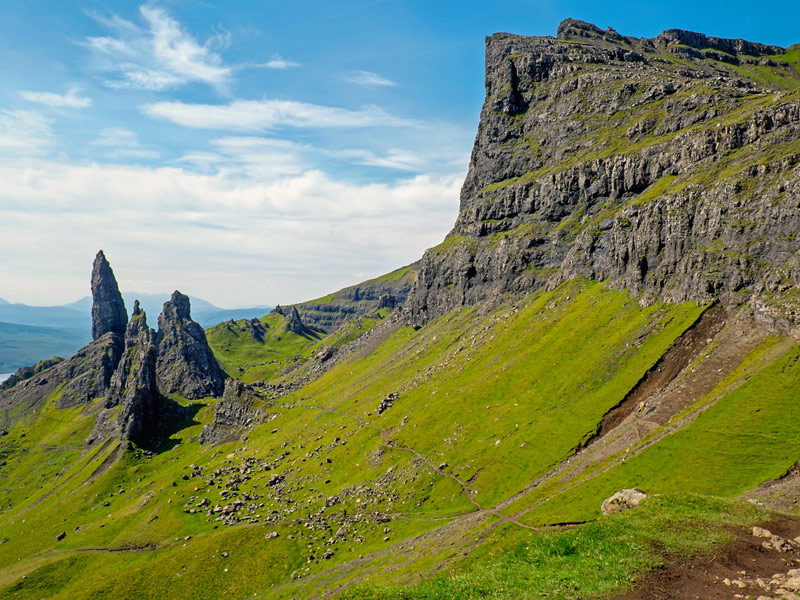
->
88, 301, 159, 445
198, 379, 269, 445
406, 19, 800, 328
272, 305, 315, 336
91, 250, 128, 340
156, 291, 225, 399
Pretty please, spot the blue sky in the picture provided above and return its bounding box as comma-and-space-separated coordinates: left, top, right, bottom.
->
1, 1, 797, 307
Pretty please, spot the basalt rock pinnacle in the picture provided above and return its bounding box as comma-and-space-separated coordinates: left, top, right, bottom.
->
87, 300, 160, 445
91, 250, 128, 340
156, 291, 225, 399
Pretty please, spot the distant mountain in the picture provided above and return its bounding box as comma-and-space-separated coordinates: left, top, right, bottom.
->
193, 307, 272, 328
7, 293, 272, 331
0, 322, 90, 372
0, 304, 88, 330
0, 293, 269, 371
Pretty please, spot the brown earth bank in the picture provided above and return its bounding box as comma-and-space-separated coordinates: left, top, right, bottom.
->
616, 514, 800, 600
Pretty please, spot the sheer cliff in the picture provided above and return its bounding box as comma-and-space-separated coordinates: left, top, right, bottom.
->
407, 19, 800, 328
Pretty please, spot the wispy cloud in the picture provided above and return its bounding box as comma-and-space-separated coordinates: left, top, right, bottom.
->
0, 110, 53, 157
84, 4, 231, 92
91, 127, 160, 159
341, 148, 425, 170
0, 161, 461, 306
141, 99, 415, 130
259, 54, 299, 70
345, 70, 397, 87
19, 88, 92, 109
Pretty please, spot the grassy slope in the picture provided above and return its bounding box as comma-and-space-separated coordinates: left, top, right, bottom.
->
206, 313, 325, 382
1, 280, 799, 599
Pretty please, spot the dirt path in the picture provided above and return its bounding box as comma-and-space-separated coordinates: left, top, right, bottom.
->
615, 514, 800, 600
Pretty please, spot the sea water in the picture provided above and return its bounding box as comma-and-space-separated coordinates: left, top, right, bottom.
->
0, 373, 12, 384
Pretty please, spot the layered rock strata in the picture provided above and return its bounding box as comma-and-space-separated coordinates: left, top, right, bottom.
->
406, 19, 800, 328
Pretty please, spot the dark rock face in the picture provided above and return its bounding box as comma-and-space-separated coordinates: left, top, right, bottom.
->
198, 379, 268, 445
91, 250, 128, 340
57, 334, 124, 408
406, 20, 800, 328
156, 291, 224, 399
88, 301, 159, 445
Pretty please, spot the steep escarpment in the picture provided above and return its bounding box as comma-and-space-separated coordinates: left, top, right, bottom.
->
407, 19, 800, 327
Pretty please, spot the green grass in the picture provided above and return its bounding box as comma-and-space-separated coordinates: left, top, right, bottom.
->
343, 494, 765, 600
516, 337, 800, 526
206, 313, 325, 382
1, 278, 797, 599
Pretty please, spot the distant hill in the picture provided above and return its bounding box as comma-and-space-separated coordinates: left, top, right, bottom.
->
3, 293, 271, 332
0, 304, 88, 330
0, 322, 90, 372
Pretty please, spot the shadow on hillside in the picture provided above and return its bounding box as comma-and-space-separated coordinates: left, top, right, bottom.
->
139, 398, 205, 454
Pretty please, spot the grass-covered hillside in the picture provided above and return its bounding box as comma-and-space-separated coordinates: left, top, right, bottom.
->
5, 19, 800, 600
2, 278, 799, 599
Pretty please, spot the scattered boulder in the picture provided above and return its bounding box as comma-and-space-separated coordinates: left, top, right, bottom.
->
601, 489, 648, 516
376, 392, 398, 414
56, 532, 66, 542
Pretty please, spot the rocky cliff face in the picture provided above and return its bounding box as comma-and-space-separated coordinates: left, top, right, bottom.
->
0, 253, 131, 418
406, 20, 800, 328
156, 291, 225, 399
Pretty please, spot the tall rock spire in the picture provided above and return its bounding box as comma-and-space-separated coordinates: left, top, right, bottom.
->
91, 250, 128, 340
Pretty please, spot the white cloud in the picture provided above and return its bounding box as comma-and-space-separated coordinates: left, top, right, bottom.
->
84, 5, 231, 92
141, 99, 415, 130
340, 148, 425, 171
91, 127, 160, 159
0, 161, 462, 307
0, 110, 53, 157
19, 88, 92, 109
260, 54, 299, 70
346, 70, 397, 87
